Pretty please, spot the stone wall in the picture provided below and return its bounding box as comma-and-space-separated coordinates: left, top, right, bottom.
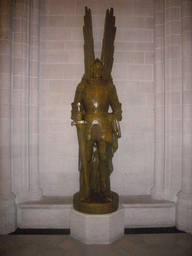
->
0, 0, 192, 233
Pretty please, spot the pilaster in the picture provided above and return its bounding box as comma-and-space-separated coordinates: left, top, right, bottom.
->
12, 0, 42, 202
176, 0, 192, 233
151, 0, 165, 199
0, 0, 17, 234
151, 0, 182, 201
28, 0, 43, 200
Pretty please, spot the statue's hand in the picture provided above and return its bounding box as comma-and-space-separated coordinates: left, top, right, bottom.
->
72, 112, 82, 122
75, 113, 83, 121
107, 113, 115, 123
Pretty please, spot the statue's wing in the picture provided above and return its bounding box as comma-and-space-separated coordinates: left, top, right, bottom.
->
101, 8, 116, 82
82, 6, 95, 82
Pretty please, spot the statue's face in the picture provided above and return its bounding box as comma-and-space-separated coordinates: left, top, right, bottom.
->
93, 63, 102, 78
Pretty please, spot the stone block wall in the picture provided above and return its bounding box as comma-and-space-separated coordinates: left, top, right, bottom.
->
1, 0, 192, 233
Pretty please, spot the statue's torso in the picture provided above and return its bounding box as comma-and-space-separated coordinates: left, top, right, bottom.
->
83, 80, 112, 142
83, 80, 109, 113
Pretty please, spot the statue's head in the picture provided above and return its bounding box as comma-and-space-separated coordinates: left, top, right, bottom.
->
91, 59, 104, 79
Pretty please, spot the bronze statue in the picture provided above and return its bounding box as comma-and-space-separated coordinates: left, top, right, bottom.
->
71, 7, 122, 214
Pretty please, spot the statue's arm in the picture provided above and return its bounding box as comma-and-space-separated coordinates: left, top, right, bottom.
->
71, 83, 85, 122
109, 83, 122, 121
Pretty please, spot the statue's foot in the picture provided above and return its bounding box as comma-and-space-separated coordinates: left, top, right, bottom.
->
73, 191, 119, 214
101, 191, 112, 202
104, 197, 112, 202
79, 191, 90, 202
80, 196, 90, 202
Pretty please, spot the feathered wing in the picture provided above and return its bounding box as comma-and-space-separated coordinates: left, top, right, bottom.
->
101, 8, 116, 83
82, 6, 95, 82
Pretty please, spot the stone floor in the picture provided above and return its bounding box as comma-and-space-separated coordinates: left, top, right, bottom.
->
0, 233, 192, 255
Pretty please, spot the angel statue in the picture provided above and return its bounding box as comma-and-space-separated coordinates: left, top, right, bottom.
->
71, 7, 122, 214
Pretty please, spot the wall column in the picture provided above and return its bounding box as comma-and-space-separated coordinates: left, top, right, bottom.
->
151, 0, 165, 199
152, 0, 182, 201
12, 0, 42, 202
176, 0, 192, 233
0, 0, 16, 234
28, 0, 43, 200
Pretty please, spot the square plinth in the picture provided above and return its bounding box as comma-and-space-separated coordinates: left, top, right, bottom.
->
70, 205, 124, 244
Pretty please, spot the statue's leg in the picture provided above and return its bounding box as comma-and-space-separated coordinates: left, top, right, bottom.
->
98, 140, 111, 199
90, 142, 100, 192
83, 140, 93, 198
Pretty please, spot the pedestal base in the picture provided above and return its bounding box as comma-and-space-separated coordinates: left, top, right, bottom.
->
70, 206, 124, 244
73, 191, 119, 214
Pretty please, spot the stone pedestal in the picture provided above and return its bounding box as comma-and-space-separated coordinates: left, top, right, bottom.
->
70, 206, 124, 244
176, 192, 192, 232
0, 193, 16, 234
